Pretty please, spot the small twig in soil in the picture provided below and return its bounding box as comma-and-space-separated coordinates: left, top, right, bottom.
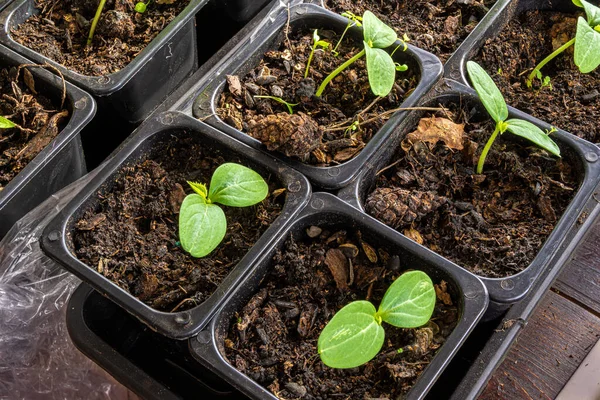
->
323, 107, 445, 132
16, 63, 67, 109
284, 4, 292, 56
170, 297, 196, 313
357, 96, 383, 118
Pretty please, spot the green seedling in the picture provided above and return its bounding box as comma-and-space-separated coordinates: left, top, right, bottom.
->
315, 10, 405, 98
254, 95, 299, 114
317, 270, 436, 369
135, 0, 152, 13
526, 0, 600, 88
332, 11, 363, 56
305, 30, 331, 78
178, 163, 268, 258
87, 0, 107, 46
0, 116, 16, 129
467, 61, 561, 174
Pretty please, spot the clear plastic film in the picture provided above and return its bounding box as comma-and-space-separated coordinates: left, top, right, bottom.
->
0, 171, 137, 400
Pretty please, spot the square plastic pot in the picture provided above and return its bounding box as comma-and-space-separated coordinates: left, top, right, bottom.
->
192, 3, 443, 190
189, 192, 489, 400
444, 0, 589, 106
0, 0, 208, 124
337, 82, 600, 319
66, 283, 242, 400
0, 46, 96, 238
40, 111, 311, 339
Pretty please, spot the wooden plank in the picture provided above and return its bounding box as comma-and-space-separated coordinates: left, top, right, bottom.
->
479, 291, 600, 400
554, 222, 600, 315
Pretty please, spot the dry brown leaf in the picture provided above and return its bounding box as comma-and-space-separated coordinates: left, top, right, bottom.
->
226, 75, 242, 97
402, 117, 465, 152
404, 227, 424, 245
325, 248, 348, 290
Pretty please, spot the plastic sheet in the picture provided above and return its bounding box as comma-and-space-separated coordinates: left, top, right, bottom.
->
0, 171, 137, 400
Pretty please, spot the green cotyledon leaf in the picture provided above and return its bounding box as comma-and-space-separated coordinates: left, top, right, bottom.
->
318, 300, 385, 369
208, 163, 268, 207
466, 61, 508, 124
179, 194, 227, 258
362, 10, 397, 49
377, 270, 436, 328
364, 44, 396, 97
505, 119, 561, 157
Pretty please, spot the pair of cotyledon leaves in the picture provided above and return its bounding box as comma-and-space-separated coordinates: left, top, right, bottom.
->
467, 61, 561, 158
361, 11, 401, 97
318, 270, 436, 369
179, 163, 268, 258
573, 0, 600, 73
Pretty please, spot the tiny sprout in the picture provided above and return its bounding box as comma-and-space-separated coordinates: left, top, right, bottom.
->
179, 163, 268, 258
534, 70, 552, 89
344, 120, 360, 135
135, 0, 150, 13
526, 0, 600, 88
467, 61, 560, 174
305, 30, 331, 79
395, 63, 408, 72
316, 11, 406, 98
332, 11, 363, 56
254, 95, 299, 114
317, 270, 436, 369
0, 116, 16, 129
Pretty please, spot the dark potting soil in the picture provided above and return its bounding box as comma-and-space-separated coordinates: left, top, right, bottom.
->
474, 10, 600, 143
217, 26, 419, 166
11, 0, 188, 76
365, 104, 580, 278
225, 229, 458, 399
72, 135, 285, 312
0, 65, 69, 190
323, 0, 496, 62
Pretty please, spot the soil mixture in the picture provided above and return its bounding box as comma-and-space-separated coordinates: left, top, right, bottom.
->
11, 0, 188, 76
217, 26, 419, 167
474, 10, 600, 143
364, 103, 580, 278
323, 0, 496, 63
72, 135, 285, 312
224, 228, 458, 399
0, 65, 69, 190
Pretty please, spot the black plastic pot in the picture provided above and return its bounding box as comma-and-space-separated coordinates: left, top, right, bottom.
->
0, 0, 208, 124
0, 46, 95, 238
444, 0, 591, 101
189, 192, 489, 400
192, 3, 443, 190
217, 0, 273, 22
337, 82, 600, 319
67, 282, 244, 400
40, 111, 311, 339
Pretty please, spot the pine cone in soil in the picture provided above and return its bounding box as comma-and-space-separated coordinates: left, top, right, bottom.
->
246, 112, 322, 159
365, 187, 447, 229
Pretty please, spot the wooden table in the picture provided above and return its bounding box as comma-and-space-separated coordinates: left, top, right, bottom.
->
480, 217, 600, 399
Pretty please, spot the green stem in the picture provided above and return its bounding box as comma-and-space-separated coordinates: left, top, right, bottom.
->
87, 0, 107, 46
332, 21, 354, 55
527, 37, 575, 87
476, 125, 501, 174
315, 48, 365, 97
305, 44, 317, 79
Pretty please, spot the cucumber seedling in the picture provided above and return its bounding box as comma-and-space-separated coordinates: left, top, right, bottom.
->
179, 163, 268, 258
253, 95, 298, 114
526, 0, 600, 88
305, 30, 331, 78
467, 61, 561, 174
318, 270, 436, 369
315, 10, 406, 98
